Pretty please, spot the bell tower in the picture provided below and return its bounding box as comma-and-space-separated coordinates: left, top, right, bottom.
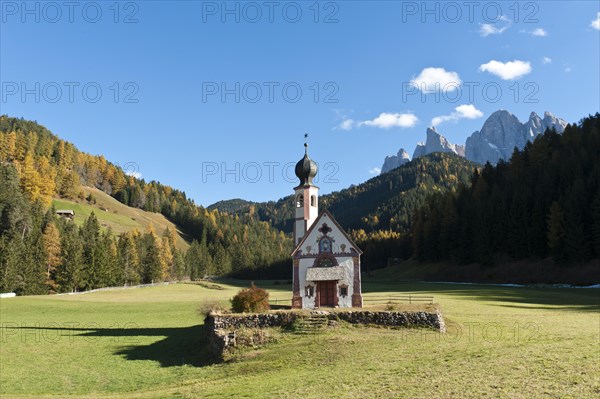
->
293, 142, 318, 246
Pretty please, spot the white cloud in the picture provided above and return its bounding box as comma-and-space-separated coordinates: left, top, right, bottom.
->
337, 112, 418, 131
479, 23, 509, 37
564, 66, 572, 73
431, 104, 484, 127
542, 57, 552, 64
361, 113, 419, 129
126, 171, 142, 179
409, 67, 461, 93
479, 60, 532, 80
530, 28, 548, 37
591, 12, 600, 30
337, 119, 355, 131
369, 167, 381, 175
455, 104, 484, 119
479, 16, 511, 37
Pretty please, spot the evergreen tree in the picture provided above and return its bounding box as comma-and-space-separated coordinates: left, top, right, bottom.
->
547, 202, 566, 263
42, 221, 61, 292
56, 223, 84, 292
143, 226, 166, 283
592, 190, 600, 258
80, 212, 101, 289
117, 231, 142, 286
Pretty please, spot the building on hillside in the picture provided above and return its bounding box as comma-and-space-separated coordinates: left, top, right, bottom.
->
291, 142, 363, 309
56, 210, 75, 221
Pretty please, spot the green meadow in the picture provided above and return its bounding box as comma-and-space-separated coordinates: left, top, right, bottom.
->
0, 279, 598, 398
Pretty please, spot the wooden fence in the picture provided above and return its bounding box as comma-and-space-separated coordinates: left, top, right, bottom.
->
269, 298, 292, 305
269, 295, 434, 305
362, 295, 434, 305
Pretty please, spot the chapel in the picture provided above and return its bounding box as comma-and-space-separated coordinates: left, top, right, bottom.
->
291, 142, 363, 309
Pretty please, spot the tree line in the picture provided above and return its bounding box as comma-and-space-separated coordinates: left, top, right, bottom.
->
411, 114, 600, 266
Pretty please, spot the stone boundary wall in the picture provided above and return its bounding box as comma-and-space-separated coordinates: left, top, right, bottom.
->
334, 310, 446, 332
205, 310, 445, 357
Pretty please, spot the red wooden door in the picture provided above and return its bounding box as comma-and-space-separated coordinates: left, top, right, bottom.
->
318, 281, 336, 307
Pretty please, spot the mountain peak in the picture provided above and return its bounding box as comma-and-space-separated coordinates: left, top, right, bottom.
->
411, 126, 464, 161
465, 110, 567, 164
381, 148, 411, 174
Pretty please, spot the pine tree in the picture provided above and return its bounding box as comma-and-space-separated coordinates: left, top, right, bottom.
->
80, 212, 101, 289
19, 229, 48, 295
19, 153, 43, 204
212, 242, 231, 276
37, 157, 56, 206
546, 202, 566, 263
118, 231, 142, 286
161, 236, 174, 279
0, 235, 21, 292
592, 190, 600, 258
56, 223, 84, 292
42, 221, 61, 292
0, 131, 17, 162
186, 240, 202, 280
143, 226, 166, 283
563, 181, 591, 263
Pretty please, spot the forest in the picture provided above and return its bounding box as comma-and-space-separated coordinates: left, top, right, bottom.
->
0, 116, 290, 294
411, 114, 600, 266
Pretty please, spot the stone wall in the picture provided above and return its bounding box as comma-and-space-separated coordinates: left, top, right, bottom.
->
205, 312, 299, 331
332, 310, 446, 333
204, 312, 300, 357
204, 310, 445, 357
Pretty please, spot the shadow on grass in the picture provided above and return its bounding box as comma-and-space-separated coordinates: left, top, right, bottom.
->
9, 324, 217, 367
362, 281, 600, 313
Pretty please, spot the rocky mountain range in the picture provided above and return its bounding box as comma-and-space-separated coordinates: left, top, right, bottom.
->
465, 110, 567, 164
381, 110, 567, 174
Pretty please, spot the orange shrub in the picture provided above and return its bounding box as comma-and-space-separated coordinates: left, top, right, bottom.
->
231, 283, 270, 313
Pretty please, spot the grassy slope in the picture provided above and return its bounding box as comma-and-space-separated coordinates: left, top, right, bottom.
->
0, 281, 598, 398
52, 187, 189, 251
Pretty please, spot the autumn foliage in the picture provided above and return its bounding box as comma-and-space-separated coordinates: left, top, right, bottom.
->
230, 283, 270, 313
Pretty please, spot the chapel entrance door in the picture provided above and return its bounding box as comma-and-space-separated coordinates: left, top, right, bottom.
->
318, 281, 336, 307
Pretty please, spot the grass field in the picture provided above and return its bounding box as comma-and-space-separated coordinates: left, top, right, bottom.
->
0, 279, 598, 398
52, 187, 189, 250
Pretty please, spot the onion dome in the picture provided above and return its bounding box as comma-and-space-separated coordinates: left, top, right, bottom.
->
295, 143, 318, 186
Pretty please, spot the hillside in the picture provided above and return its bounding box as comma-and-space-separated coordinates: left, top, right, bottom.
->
0, 115, 292, 295
207, 198, 255, 213
212, 152, 478, 233
52, 187, 190, 251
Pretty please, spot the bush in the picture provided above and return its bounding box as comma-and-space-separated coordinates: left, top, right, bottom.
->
231, 283, 270, 313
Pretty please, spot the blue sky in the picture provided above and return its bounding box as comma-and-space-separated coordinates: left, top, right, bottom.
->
2, 1, 599, 206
